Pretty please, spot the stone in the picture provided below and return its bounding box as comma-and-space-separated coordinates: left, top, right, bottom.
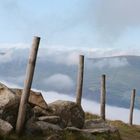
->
32, 106, 53, 117
2, 103, 33, 128
11, 88, 48, 109
84, 119, 108, 129
47, 134, 62, 140
0, 119, 13, 136
48, 100, 85, 128
25, 117, 62, 136
0, 82, 35, 129
38, 116, 60, 124
84, 119, 119, 133
0, 83, 19, 111
65, 125, 121, 140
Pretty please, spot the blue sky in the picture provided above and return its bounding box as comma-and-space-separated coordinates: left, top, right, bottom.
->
0, 0, 140, 49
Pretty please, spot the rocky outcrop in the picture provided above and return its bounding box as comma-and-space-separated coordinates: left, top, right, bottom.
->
0, 82, 121, 140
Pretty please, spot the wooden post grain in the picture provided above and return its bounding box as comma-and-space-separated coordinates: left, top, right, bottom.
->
129, 89, 136, 125
16, 36, 40, 135
100, 74, 106, 120
76, 55, 84, 105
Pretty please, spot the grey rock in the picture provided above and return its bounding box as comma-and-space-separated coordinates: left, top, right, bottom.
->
25, 117, 62, 136
33, 106, 53, 117
84, 119, 108, 129
0, 119, 13, 136
0, 83, 19, 111
38, 116, 60, 124
11, 88, 48, 109
48, 100, 85, 128
47, 134, 62, 140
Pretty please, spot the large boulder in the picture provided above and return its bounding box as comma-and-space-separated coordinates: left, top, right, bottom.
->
0, 119, 13, 136
0, 83, 19, 111
0, 83, 46, 128
0, 83, 20, 127
48, 100, 85, 129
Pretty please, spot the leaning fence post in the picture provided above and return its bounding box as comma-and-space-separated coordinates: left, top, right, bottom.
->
129, 89, 136, 125
16, 36, 40, 135
76, 55, 84, 105
100, 74, 106, 120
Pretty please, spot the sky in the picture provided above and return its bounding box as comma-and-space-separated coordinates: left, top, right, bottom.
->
1, 0, 140, 50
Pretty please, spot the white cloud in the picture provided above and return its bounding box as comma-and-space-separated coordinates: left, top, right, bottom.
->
44, 74, 74, 91
94, 57, 129, 68
88, 0, 140, 42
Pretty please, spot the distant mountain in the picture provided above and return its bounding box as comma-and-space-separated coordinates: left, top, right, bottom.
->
0, 48, 140, 109
0, 52, 6, 55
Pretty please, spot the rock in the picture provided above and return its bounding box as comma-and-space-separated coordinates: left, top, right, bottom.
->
38, 116, 60, 124
2, 103, 33, 128
0, 83, 20, 127
32, 106, 53, 117
84, 119, 119, 133
25, 117, 62, 136
0, 119, 13, 136
0, 82, 35, 129
48, 100, 85, 128
0, 83, 19, 111
65, 125, 121, 140
11, 88, 48, 109
46, 134, 62, 140
84, 119, 108, 129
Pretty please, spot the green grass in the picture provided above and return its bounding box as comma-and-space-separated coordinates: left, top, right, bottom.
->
85, 112, 140, 140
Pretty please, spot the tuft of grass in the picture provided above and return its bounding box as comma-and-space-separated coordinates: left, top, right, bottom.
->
85, 112, 100, 120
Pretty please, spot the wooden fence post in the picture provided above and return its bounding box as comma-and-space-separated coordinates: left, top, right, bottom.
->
16, 36, 40, 135
76, 55, 84, 105
100, 74, 106, 120
129, 89, 136, 125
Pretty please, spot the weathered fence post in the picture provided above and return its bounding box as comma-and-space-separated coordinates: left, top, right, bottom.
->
16, 36, 40, 135
76, 55, 84, 106
100, 74, 106, 120
129, 89, 136, 125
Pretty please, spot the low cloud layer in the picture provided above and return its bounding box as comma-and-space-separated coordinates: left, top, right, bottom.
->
94, 58, 129, 68
44, 74, 74, 91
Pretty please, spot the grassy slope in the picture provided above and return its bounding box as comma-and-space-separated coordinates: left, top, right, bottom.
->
86, 113, 140, 140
